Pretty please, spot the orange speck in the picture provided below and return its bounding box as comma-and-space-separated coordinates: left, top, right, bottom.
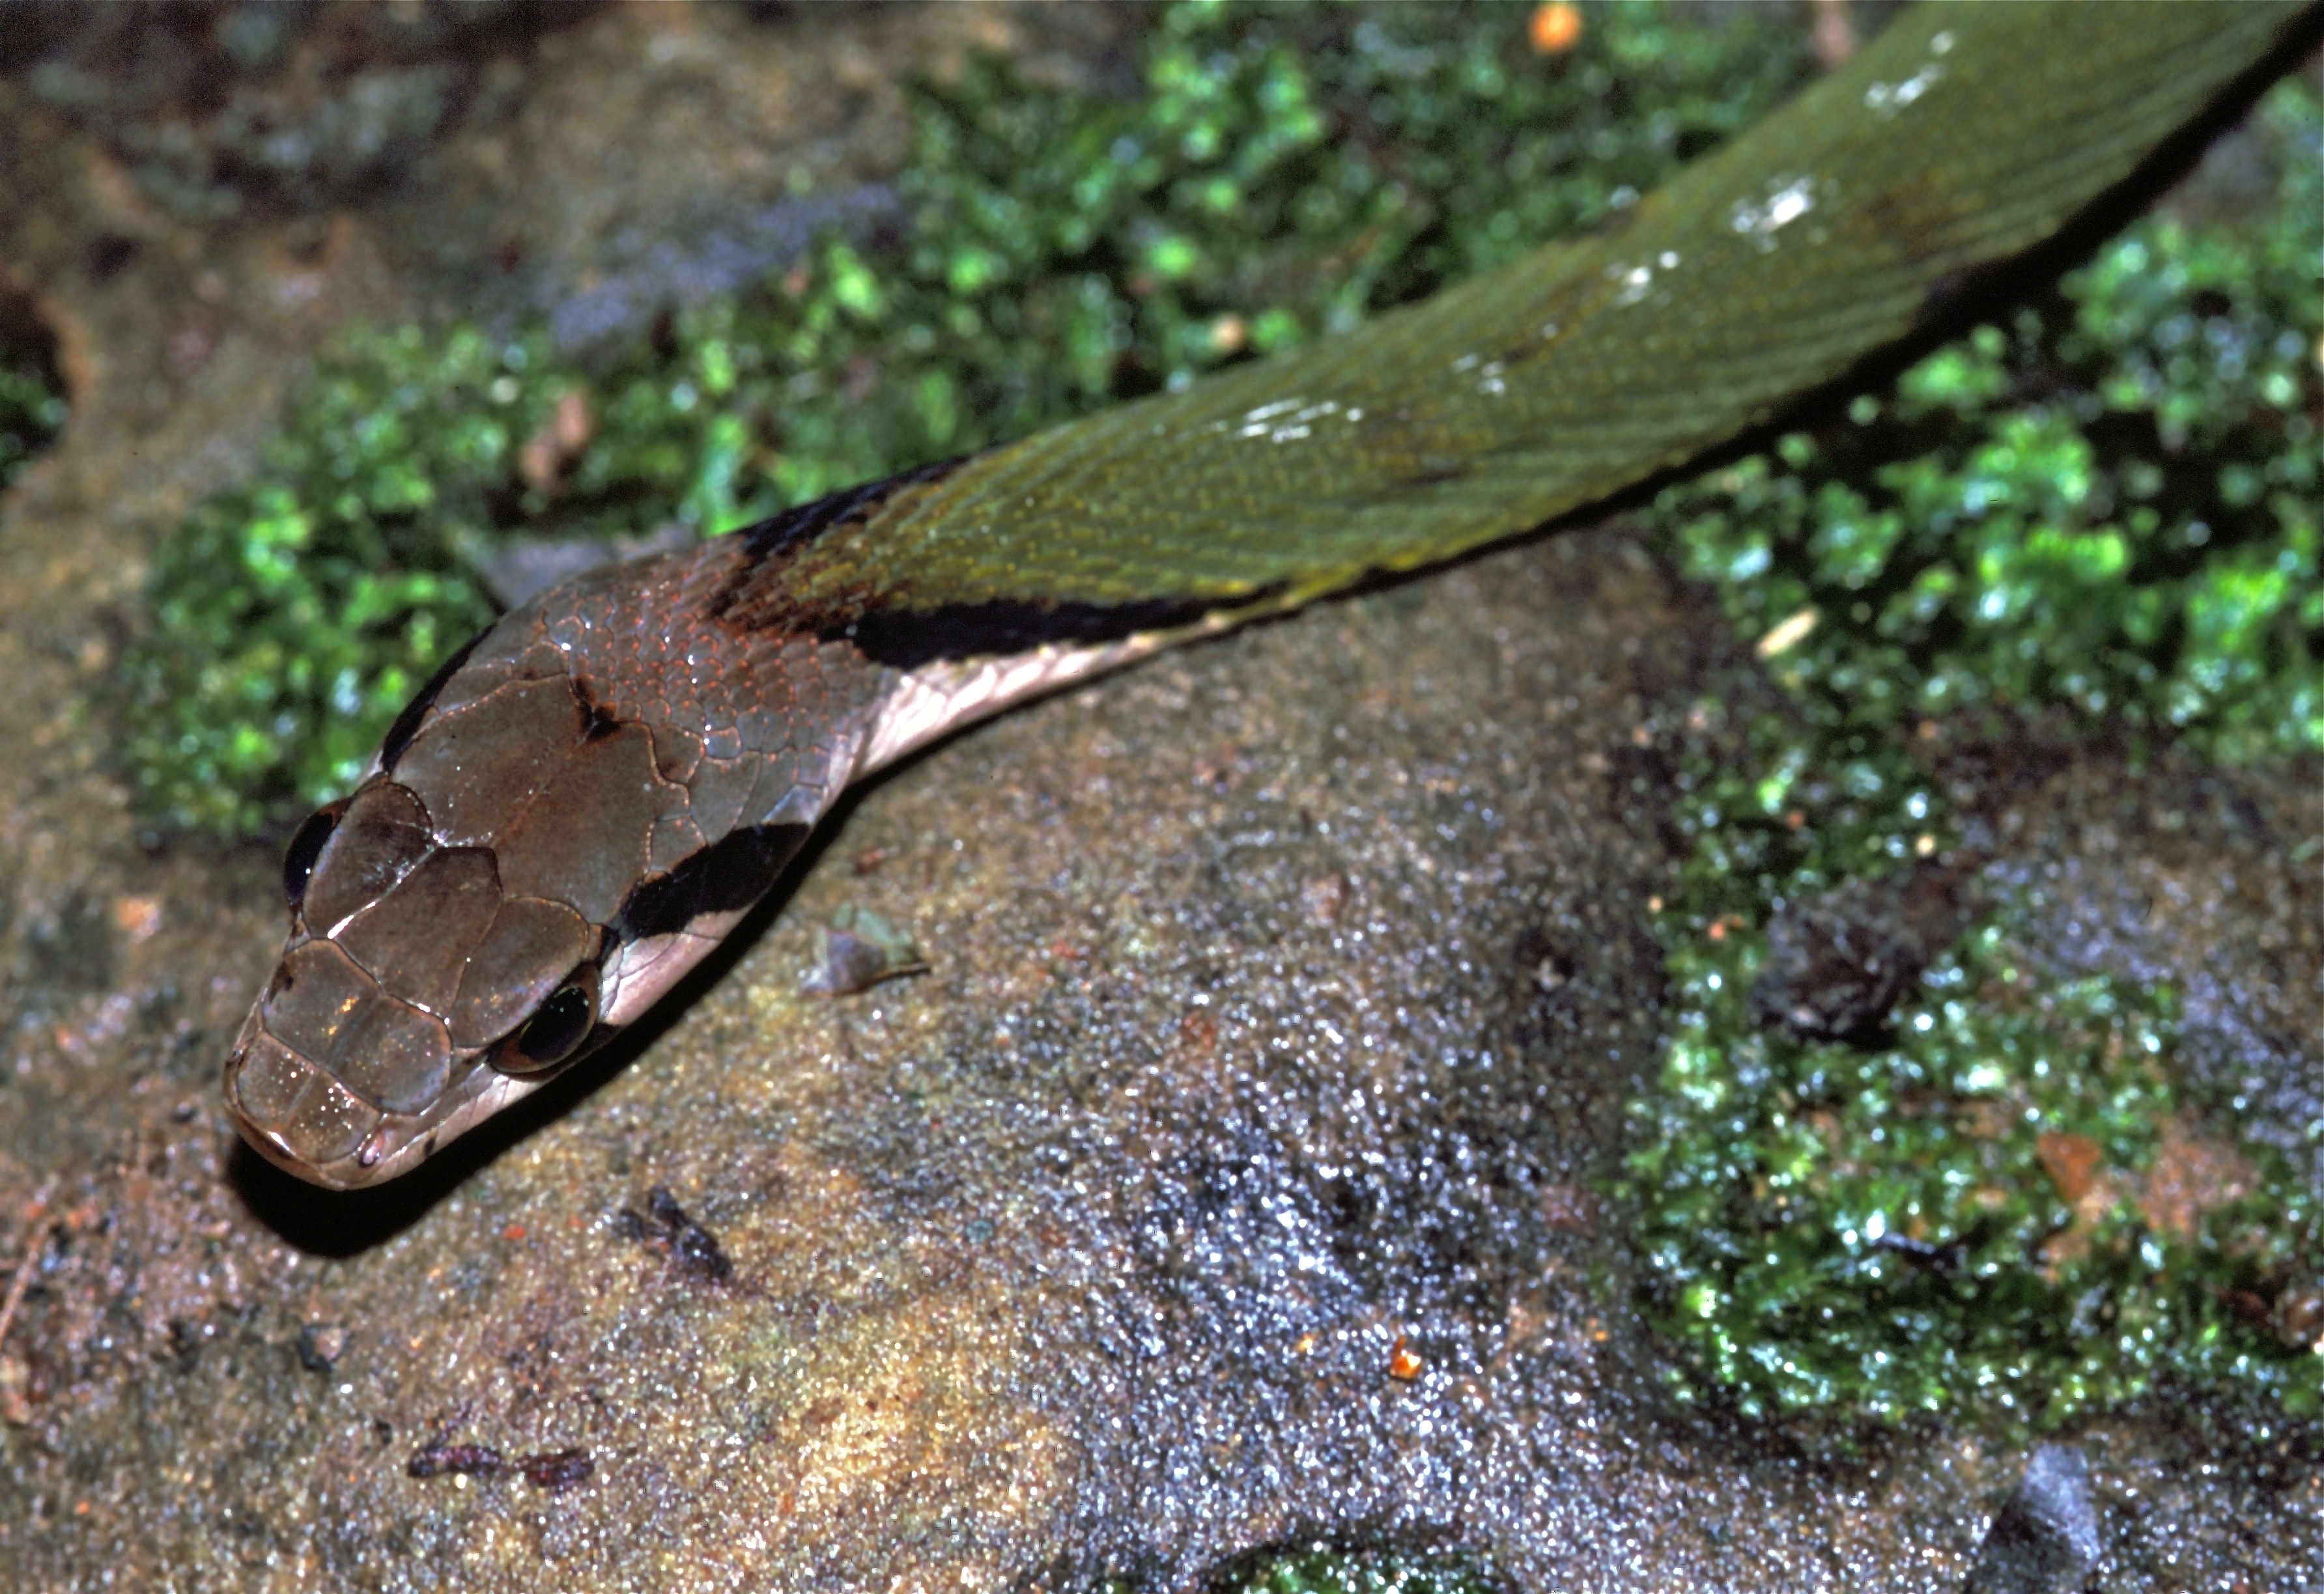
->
502, 1223, 527, 1242
1387, 1334, 1424, 1380
1529, 2, 1583, 54
112, 896, 163, 941
1539, 1182, 1598, 1234
1294, 1332, 1317, 1355
552, 388, 592, 454
519, 388, 595, 492
1707, 921, 1727, 942
2035, 1132, 2103, 1204
2139, 1119, 2256, 1240
1810, 0, 1859, 67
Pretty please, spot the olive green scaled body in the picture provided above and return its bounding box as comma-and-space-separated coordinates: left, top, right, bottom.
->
764, 0, 2314, 627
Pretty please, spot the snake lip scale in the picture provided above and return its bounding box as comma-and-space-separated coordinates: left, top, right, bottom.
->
221, 1, 2323, 1190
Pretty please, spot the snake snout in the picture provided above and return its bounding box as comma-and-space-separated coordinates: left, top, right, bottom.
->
221, 1014, 384, 1190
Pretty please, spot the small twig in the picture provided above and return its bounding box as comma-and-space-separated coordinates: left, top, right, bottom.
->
0, 1177, 60, 1354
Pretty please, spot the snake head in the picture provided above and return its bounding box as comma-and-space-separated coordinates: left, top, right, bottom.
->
218, 568, 845, 1190
223, 777, 608, 1190
216, 490, 1187, 1192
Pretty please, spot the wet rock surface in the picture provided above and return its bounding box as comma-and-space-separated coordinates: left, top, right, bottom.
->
0, 6, 2317, 1590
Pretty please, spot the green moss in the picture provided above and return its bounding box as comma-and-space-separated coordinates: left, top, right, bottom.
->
1624, 78, 2323, 1434
0, 334, 66, 492
1098, 1547, 1490, 1594
1633, 906, 2318, 1427
121, 328, 512, 832
122, 0, 1809, 836
1227, 1547, 1489, 1594
1658, 79, 2321, 763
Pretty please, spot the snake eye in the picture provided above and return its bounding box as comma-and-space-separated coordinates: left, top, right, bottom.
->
496, 967, 600, 1075
282, 800, 349, 914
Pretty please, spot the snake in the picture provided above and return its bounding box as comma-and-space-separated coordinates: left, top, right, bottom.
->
222, 1, 2319, 1189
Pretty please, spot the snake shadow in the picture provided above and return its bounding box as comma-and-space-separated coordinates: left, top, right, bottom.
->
230, 790, 866, 1257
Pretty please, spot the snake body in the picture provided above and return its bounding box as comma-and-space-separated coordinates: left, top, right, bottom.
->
225, 1, 2317, 1188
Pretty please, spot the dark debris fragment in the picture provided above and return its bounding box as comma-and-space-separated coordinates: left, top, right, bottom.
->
1749, 859, 1976, 1041
406, 1441, 593, 1494
516, 1447, 595, 1493
294, 1322, 350, 1373
1963, 1444, 2103, 1594
615, 1185, 733, 1282
801, 904, 927, 997
406, 1442, 506, 1481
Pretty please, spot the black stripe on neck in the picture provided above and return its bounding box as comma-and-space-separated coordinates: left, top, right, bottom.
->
829, 594, 1238, 671
610, 822, 810, 943
735, 455, 971, 565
